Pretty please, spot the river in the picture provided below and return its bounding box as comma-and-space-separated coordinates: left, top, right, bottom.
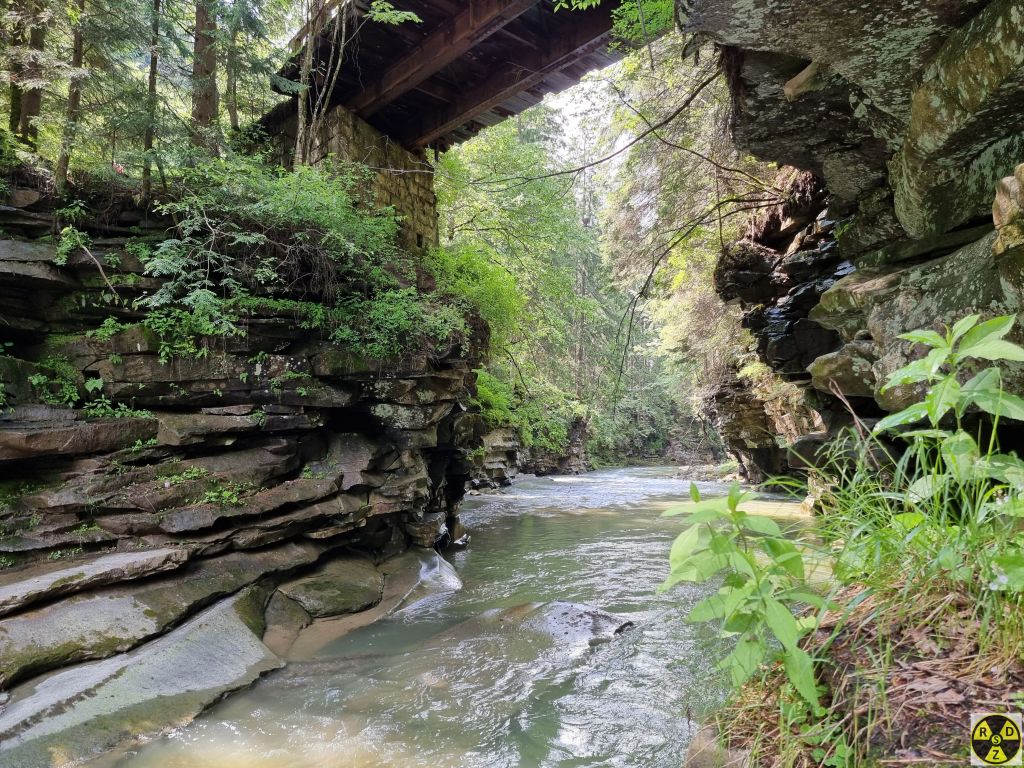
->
114, 467, 804, 767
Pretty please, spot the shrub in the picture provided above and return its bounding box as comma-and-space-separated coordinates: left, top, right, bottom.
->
133, 154, 468, 362
668, 314, 1024, 764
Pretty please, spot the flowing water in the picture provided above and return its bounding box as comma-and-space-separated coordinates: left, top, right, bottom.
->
115, 467, 806, 768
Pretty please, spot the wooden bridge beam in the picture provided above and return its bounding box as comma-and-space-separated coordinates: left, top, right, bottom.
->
405, 5, 614, 148
347, 0, 540, 118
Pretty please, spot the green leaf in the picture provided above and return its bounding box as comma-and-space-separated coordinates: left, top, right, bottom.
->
964, 339, 1024, 362
975, 454, 1024, 486
668, 523, 702, 570
874, 402, 928, 433
963, 367, 1001, 394
967, 388, 1024, 422
763, 538, 805, 580
924, 376, 960, 425
898, 428, 952, 440
660, 498, 730, 518
725, 550, 757, 578
898, 328, 946, 348
689, 482, 701, 503
959, 315, 1015, 353
880, 357, 935, 391
723, 612, 757, 634
783, 647, 820, 709
993, 554, 1024, 591
940, 430, 980, 482
764, 598, 800, 651
891, 511, 927, 530
907, 474, 948, 501
950, 313, 981, 343
727, 482, 743, 512
960, 368, 1002, 416
996, 498, 1024, 518
781, 590, 830, 610
660, 551, 730, 590
687, 584, 752, 623
720, 635, 766, 687
742, 515, 783, 536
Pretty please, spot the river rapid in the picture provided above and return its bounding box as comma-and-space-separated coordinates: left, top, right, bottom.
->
114, 467, 803, 768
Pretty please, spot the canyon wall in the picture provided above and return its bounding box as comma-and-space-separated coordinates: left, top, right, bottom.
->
0, 189, 477, 763
686, 0, 1024, 477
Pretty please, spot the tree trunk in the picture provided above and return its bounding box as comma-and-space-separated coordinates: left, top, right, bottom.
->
224, 24, 239, 132
54, 0, 85, 194
190, 0, 219, 151
293, 0, 323, 166
141, 0, 160, 204
8, 21, 24, 134
10, 0, 46, 147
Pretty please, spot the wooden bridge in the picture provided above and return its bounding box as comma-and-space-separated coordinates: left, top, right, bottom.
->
279, 0, 620, 150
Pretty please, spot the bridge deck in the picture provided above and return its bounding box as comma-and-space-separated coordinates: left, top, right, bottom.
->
277, 0, 620, 150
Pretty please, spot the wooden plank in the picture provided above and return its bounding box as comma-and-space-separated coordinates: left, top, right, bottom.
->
346, 0, 540, 117
405, 5, 614, 147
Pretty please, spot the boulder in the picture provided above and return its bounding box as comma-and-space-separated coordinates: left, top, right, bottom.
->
0, 416, 158, 461
276, 554, 384, 618
0, 547, 188, 618
0, 587, 281, 768
0, 542, 318, 688
807, 341, 877, 399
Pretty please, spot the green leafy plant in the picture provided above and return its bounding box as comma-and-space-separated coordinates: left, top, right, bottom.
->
86, 317, 129, 342
47, 547, 84, 561
718, 315, 1024, 765
162, 466, 210, 486
367, 0, 421, 24
28, 356, 81, 407
875, 313, 1024, 433
200, 481, 250, 507
81, 396, 152, 419
55, 225, 91, 266
123, 156, 466, 364
269, 369, 313, 395
661, 482, 825, 709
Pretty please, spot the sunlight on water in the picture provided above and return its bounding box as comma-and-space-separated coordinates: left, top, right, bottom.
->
117, 468, 805, 768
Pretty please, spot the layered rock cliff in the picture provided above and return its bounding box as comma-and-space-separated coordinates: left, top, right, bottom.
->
0, 187, 481, 762
686, 0, 1024, 477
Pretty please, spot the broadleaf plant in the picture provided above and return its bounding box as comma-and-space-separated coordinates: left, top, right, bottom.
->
660, 482, 824, 710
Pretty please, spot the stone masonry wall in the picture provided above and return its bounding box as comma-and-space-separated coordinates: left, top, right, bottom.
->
266, 103, 439, 256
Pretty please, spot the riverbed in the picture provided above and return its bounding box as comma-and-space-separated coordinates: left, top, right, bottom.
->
114, 467, 804, 767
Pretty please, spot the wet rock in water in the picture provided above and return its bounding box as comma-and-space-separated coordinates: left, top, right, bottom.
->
261, 590, 313, 656
0, 587, 281, 768
683, 724, 750, 768
0, 547, 189, 618
393, 551, 463, 610
434, 601, 633, 658
515, 601, 635, 649
276, 554, 384, 618
0, 542, 318, 688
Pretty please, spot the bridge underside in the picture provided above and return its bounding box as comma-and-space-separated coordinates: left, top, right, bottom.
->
277, 0, 620, 150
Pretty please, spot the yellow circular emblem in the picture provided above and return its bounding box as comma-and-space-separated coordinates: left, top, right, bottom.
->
973, 715, 1022, 765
